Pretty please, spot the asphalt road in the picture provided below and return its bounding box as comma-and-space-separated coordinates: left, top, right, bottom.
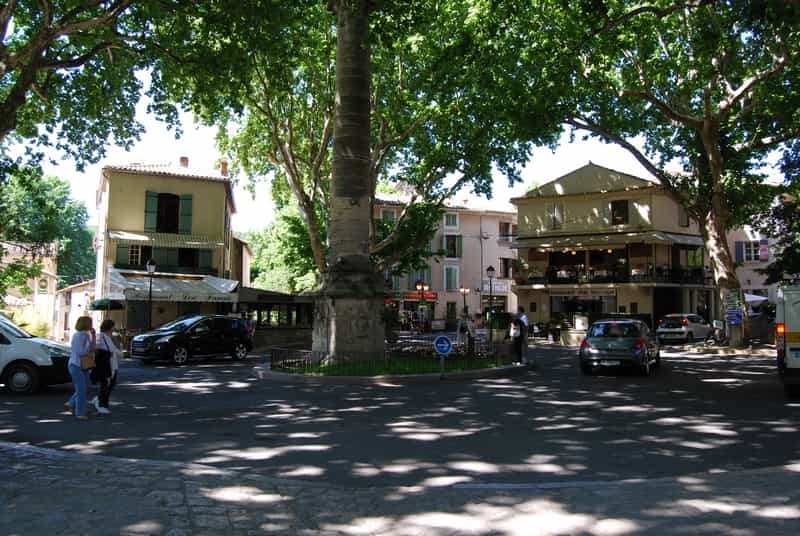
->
1, 344, 798, 489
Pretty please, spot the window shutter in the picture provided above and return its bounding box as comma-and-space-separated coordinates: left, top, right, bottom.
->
144, 191, 158, 232
441, 235, 446, 253
545, 203, 552, 229
734, 241, 744, 263
115, 245, 129, 265
456, 235, 463, 257
179, 194, 193, 235
198, 249, 212, 269
759, 239, 769, 261
425, 266, 432, 286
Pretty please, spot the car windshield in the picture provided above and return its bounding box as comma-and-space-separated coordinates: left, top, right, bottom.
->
155, 316, 203, 332
589, 322, 642, 338
0, 317, 34, 338
660, 316, 685, 328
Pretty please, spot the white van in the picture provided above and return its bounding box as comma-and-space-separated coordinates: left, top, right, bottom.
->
0, 316, 71, 394
775, 286, 800, 397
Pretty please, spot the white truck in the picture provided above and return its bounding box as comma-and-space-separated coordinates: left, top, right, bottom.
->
775, 285, 800, 397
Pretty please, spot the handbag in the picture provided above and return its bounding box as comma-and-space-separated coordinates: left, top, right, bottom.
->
80, 351, 96, 370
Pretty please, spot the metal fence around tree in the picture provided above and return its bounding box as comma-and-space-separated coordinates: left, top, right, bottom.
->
269, 333, 513, 376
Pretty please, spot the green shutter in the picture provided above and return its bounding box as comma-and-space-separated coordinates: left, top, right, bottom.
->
115, 245, 129, 265
144, 191, 158, 232
456, 235, 463, 257
199, 249, 212, 269
179, 194, 193, 235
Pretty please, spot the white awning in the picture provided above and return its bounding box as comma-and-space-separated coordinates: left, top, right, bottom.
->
107, 268, 238, 303
513, 231, 705, 250
108, 230, 224, 249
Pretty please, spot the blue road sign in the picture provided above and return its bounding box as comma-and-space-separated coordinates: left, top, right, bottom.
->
434, 335, 453, 355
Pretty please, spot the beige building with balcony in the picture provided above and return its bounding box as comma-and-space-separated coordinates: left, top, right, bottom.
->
376, 199, 517, 328
511, 163, 716, 330
93, 157, 250, 330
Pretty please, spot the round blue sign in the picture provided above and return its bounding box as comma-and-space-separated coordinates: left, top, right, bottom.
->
434, 335, 452, 355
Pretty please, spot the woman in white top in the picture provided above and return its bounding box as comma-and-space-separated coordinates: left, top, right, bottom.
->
67, 316, 95, 419
92, 319, 123, 414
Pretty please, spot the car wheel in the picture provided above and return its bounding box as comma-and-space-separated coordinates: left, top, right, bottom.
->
231, 342, 248, 360
171, 346, 189, 366
686, 332, 694, 344
4, 362, 41, 395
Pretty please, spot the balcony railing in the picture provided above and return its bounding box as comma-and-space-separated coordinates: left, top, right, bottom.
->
516, 266, 710, 286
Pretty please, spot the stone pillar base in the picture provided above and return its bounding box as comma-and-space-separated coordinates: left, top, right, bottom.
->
312, 256, 386, 362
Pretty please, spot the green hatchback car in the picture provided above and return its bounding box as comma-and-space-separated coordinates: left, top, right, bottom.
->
579, 319, 660, 376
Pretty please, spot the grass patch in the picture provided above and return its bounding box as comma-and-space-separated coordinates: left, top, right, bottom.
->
274, 352, 516, 376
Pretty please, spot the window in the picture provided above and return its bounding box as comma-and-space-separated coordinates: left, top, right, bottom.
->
444, 213, 459, 229
145, 191, 192, 234
547, 203, 563, 230
687, 248, 703, 268
630, 302, 638, 314
499, 221, 512, 240
381, 209, 396, 223
444, 265, 459, 291
500, 257, 513, 279
743, 241, 760, 262
611, 200, 629, 225
443, 235, 462, 257
129, 244, 142, 266
678, 205, 690, 227
446, 302, 457, 321
529, 302, 537, 313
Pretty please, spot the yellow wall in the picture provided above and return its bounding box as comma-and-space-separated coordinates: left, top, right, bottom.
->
617, 287, 653, 314
106, 171, 228, 237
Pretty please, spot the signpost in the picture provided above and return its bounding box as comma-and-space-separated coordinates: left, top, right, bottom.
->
434, 335, 452, 378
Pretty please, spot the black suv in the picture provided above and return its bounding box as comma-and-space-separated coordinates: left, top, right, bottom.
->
130, 315, 253, 365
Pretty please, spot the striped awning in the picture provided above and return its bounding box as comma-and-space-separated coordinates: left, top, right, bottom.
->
108, 230, 224, 249
513, 231, 704, 250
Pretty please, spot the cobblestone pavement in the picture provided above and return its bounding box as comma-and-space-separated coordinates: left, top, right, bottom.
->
3, 441, 800, 536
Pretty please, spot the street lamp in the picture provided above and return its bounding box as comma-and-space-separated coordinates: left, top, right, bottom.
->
415, 279, 429, 332
146, 258, 156, 330
486, 265, 495, 344
459, 286, 470, 316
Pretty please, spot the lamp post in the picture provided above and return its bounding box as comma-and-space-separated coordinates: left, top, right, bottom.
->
486, 266, 495, 344
146, 258, 156, 330
415, 279, 429, 332
459, 286, 470, 316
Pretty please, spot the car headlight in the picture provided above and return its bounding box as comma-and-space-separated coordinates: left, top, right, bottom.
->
155, 336, 173, 344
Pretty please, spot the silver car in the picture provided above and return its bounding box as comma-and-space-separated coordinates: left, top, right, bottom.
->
579, 320, 660, 376
656, 313, 713, 344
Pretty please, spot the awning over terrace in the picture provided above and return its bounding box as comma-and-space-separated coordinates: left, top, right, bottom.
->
107, 230, 225, 249
107, 268, 239, 303
513, 231, 704, 250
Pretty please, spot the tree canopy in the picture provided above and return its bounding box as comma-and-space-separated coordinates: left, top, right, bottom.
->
0, 163, 93, 297
156, 1, 541, 281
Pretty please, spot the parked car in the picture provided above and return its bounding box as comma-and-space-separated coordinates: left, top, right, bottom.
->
579, 319, 660, 376
656, 313, 713, 344
0, 316, 71, 394
130, 315, 253, 365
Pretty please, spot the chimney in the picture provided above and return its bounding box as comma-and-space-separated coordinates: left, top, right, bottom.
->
220, 159, 228, 176
179, 156, 189, 167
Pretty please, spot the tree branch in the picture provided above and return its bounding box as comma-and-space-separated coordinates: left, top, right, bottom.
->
735, 127, 800, 153
565, 115, 686, 202
597, 0, 718, 35
620, 88, 702, 127
718, 52, 789, 114
0, 0, 18, 44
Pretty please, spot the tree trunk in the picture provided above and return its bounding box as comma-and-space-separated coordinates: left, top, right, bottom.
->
312, 0, 385, 362
699, 205, 745, 346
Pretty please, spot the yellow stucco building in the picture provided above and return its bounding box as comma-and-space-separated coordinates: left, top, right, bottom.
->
93, 157, 250, 331
512, 163, 717, 334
